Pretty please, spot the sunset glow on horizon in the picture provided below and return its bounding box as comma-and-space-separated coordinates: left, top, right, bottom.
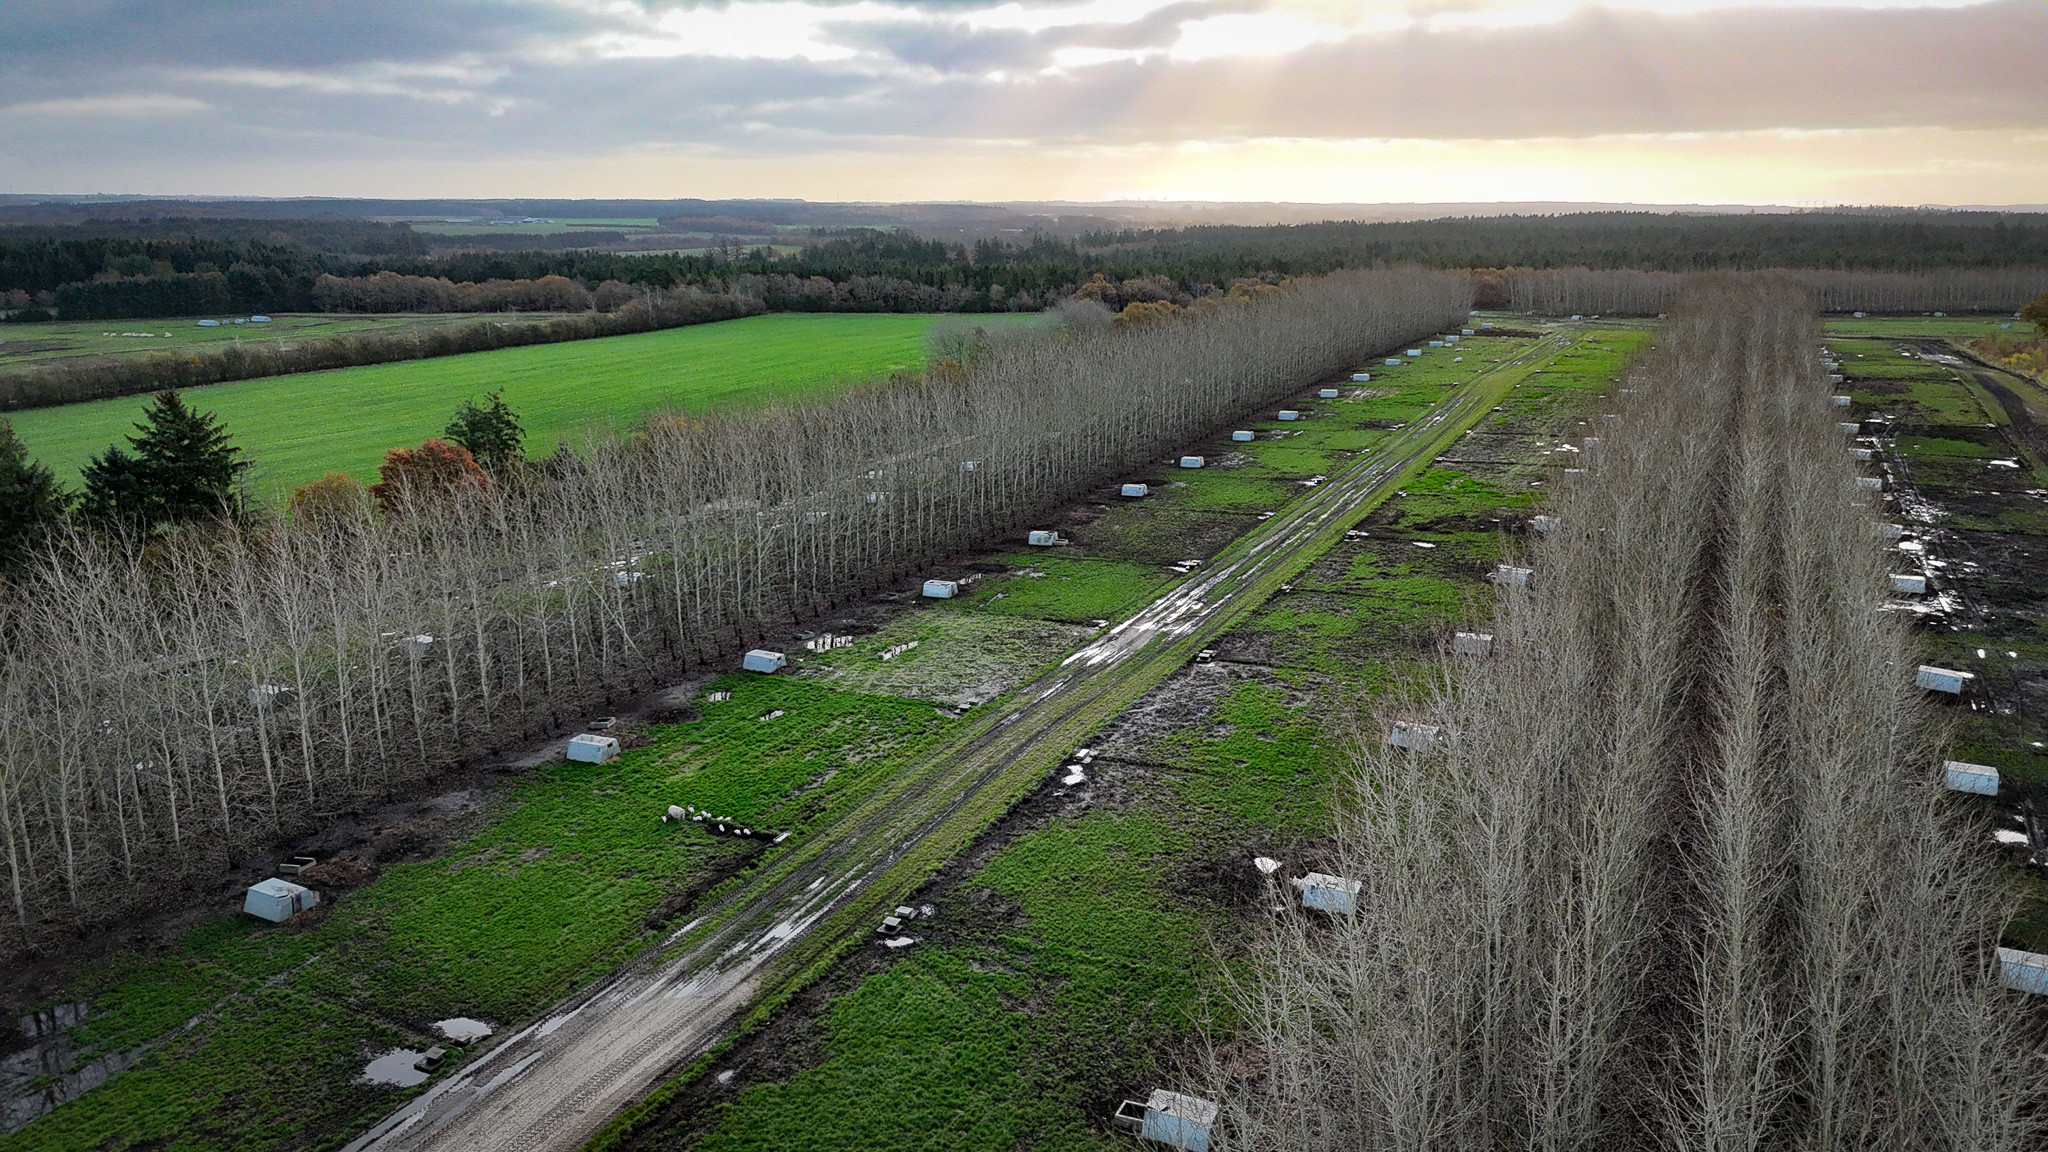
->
3, 0, 2042, 206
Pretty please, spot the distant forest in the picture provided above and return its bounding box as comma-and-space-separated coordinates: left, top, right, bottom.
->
5, 211, 2047, 320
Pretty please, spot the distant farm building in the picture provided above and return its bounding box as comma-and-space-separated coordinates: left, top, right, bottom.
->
1180, 456, 1205, 469
743, 649, 787, 673
1232, 430, 1254, 442
922, 579, 959, 599
1121, 483, 1149, 498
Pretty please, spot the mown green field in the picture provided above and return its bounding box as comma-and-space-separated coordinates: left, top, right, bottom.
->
6, 313, 1021, 496
0, 312, 565, 368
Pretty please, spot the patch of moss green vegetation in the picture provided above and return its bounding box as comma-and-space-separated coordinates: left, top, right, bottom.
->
1065, 508, 1259, 566
1825, 316, 2021, 341
1898, 435, 2000, 459
1146, 681, 1342, 829
3, 678, 954, 1152
684, 685, 1337, 1152
1160, 470, 1299, 514
1487, 329, 1649, 435
1824, 338, 1994, 426
1382, 466, 1532, 529
797, 610, 1092, 706
956, 554, 1178, 623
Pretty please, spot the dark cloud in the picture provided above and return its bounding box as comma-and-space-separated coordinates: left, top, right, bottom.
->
2, 1, 596, 76
820, 0, 1261, 75
0, 0, 2041, 188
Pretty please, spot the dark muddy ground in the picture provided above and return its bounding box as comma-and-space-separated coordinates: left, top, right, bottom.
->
1830, 329, 2048, 947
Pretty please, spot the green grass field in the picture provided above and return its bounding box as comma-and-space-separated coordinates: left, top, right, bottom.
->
6, 313, 1021, 497
406, 219, 661, 235
0, 312, 570, 369
1823, 315, 2029, 340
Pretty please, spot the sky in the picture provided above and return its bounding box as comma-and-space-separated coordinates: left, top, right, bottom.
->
2, 0, 2044, 206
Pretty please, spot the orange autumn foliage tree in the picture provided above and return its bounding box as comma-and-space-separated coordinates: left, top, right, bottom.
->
368, 438, 490, 516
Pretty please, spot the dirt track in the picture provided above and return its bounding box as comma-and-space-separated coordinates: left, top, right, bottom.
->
342, 332, 1569, 1152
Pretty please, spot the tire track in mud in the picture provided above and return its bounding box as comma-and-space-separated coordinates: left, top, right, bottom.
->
342, 332, 1574, 1152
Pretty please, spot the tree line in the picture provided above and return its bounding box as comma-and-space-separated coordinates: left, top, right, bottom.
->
0, 286, 764, 412
1213, 275, 2046, 1149
1504, 266, 2048, 315
9, 211, 2048, 322
0, 268, 1472, 951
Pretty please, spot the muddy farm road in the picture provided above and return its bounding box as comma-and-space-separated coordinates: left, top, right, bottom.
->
344, 331, 1571, 1152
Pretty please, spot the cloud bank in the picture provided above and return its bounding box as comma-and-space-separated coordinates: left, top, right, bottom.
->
1, 0, 2041, 202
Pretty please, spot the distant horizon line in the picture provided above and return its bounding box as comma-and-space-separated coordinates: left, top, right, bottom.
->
3, 193, 2048, 214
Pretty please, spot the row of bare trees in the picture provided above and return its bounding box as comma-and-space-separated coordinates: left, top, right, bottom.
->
0, 268, 1471, 950
1507, 266, 2048, 316
1217, 275, 2046, 1149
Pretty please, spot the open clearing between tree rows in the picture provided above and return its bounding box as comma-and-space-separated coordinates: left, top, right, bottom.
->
19, 313, 2043, 1152
3, 316, 1640, 1151
5, 312, 1019, 494
1820, 320, 2048, 947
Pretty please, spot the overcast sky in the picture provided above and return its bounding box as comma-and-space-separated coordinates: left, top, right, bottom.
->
3, 0, 2043, 205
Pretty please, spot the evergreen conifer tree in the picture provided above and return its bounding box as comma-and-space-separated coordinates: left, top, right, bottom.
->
81, 390, 246, 531
0, 418, 69, 572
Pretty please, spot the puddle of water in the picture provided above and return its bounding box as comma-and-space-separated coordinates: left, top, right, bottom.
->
3, 1002, 146, 1136
364, 1049, 431, 1088
433, 1018, 493, 1044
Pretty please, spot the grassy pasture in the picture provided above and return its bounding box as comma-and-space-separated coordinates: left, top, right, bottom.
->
6, 313, 1018, 496
0, 312, 566, 369
1824, 315, 2028, 341
404, 218, 661, 234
